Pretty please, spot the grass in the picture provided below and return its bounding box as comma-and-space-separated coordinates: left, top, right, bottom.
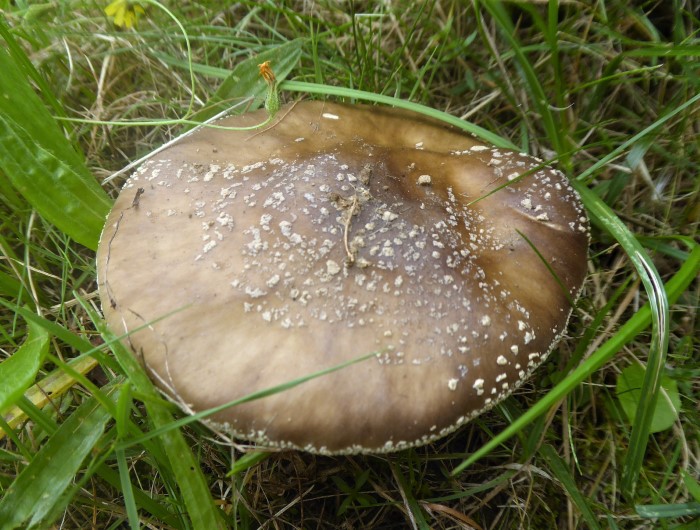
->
1, 0, 698, 528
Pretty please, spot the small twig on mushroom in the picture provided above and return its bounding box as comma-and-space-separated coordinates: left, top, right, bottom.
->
131, 187, 145, 208
342, 195, 360, 264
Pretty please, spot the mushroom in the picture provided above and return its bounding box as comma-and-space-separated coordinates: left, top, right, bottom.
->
97, 101, 589, 454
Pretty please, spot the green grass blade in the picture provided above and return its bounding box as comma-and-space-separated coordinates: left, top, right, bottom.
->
124, 378, 226, 529
95, 463, 183, 527
115, 382, 140, 529
0, 300, 105, 357
477, 0, 567, 159
280, 80, 517, 149
152, 52, 231, 78
0, 356, 99, 441
452, 242, 699, 475
116, 446, 140, 530
0, 391, 115, 530
683, 472, 700, 503
539, 444, 602, 530
391, 462, 430, 530
229, 450, 271, 476
0, 270, 24, 300
0, 316, 49, 414
635, 502, 700, 519
0, 46, 111, 250
84, 301, 226, 530
117, 350, 376, 449
576, 92, 700, 183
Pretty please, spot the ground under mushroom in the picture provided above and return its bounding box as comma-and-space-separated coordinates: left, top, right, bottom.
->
97, 101, 589, 454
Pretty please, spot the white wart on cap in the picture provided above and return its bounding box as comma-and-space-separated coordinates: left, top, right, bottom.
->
97, 101, 589, 454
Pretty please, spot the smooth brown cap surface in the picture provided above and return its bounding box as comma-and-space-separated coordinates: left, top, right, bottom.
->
97, 101, 589, 454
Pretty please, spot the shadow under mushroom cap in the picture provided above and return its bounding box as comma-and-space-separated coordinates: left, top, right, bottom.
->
97, 101, 589, 455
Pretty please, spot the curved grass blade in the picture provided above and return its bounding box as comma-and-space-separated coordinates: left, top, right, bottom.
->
475, 7, 674, 467
452, 243, 699, 476
0, 46, 111, 250
0, 316, 49, 415
0, 391, 115, 530
391, 461, 430, 530
115, 382, 140, 529
574, 184, 670, 498
280, 80, 517, 149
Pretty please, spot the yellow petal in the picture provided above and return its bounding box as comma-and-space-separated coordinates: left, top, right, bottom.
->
104, 0, 122, 17
113, 8, 126, 27
123, 12, 136, 29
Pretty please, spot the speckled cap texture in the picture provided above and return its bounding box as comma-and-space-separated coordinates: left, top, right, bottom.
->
97, 101, 589, 454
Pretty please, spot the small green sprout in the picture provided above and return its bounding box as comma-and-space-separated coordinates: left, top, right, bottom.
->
258, 60, 280, 118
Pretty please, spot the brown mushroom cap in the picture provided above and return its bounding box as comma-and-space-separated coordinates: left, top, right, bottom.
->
97, 101, 589, 454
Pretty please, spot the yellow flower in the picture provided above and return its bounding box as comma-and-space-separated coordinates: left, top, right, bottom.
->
105, 0, 145, 29
258, 61, 276, 86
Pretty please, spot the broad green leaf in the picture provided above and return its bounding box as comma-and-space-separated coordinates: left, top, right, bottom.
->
616, 363, 680, 433
0, 317, 49, 415
186, 39, 304, 128
0, 16, 66, 119
683, 471, 700, 503
0, 392, 115, 530
0, 45, 111, 250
